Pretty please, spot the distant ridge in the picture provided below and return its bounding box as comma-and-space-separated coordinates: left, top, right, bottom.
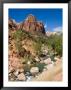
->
9, 14, 45, 34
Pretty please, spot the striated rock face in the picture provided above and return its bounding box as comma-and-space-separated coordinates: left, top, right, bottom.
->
21, 14, 45, 34
9, 14, 45, 34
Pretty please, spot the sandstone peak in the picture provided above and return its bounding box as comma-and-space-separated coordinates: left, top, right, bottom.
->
26, 14, 36, 22
9, 14, 45, 34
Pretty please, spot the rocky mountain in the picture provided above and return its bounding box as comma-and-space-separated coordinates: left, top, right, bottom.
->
46, 31, 62, 37
9, 14, 45, 34
8, 14, 62, 81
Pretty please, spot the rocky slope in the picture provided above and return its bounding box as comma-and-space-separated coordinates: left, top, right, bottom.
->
8, 14, 62, 81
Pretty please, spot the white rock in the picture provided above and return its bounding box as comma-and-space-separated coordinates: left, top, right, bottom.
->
9, 73, 11, 77
17, 73, 26, 81
43, 68, 47, 71
14, 70, 19, 76
44, 58, 51, 64
54, 57, 58, 60
45, 64, 54, 70
54, 57, 61, 61
27, 61, 31, 65
14, 69, 24, 76
43, 50, 48, 55
30, 67, 39, 75
35, 57, 40, 62
40, 60, 44, 63
51, 61, 54, 65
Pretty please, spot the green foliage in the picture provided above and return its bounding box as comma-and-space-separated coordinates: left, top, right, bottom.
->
35, 63, 46, 72
33, 42, 42, 56
13, 30, 27, 57
50, 54, 55, 62
13, 30, 23, 40
32, 34, 48, 56
46, 34, 62, 56
13, 29, 62, 57
24, 64, 31, 73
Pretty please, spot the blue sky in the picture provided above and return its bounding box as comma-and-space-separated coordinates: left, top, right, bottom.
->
9, 9, 62, 32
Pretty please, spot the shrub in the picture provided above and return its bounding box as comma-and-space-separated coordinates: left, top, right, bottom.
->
35, 63, 46, 72
47, 34, 62, 56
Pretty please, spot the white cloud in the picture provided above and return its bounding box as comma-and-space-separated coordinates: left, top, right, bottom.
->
53, 26, 62, 32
